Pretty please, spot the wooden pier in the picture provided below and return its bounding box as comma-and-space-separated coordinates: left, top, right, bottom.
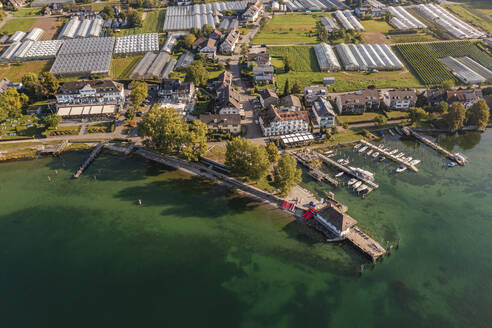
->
360, 140, 419, 172
345, 227, 386, 262
73, 142, 105, 178
292, 153, 339, 187
317, 153, 379, 189
402, 127, 466, 165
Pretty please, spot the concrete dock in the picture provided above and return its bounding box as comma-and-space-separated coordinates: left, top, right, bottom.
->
360, 140, 419, 172
317, 153, 379, 189
73, 142, 105, 178
345, 228, 386, 262
402, 127, 466, 165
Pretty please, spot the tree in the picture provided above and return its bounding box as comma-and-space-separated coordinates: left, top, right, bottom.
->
446, 102, 466, 132
441, 79, 455, 90
43, 113, 62, 129
290, 80, 302, 94
273, 154, 302, 196
186, 62, 209, 87
283, 79, 290, 96
130, 81, 148, 107
467, 99, 490, 130
225, 137, 270, 181
437, 101, 449, 113
101, 5, 114, 19
139, 106, 208, 161
127, 9, 142, 27
183, 33, 196, 49
408, 107, 428, 123
0, 87, 28, 120
283, 55, 293, 73
202, 24, 213, 36
22, 72, 40, 100
375, 114, 387, 126
265, 142, 280, 164
39, 72, 58, 97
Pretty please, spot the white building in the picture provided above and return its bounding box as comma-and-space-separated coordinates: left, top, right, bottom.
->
56, 80, 124, 105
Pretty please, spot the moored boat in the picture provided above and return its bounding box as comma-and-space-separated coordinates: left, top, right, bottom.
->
396, 165, 407, 173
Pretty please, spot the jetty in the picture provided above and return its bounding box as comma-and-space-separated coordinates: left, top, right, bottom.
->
40, 140, 70, 155
292, 152, 339, 187
402, 127, 466, 165
345, 227, 386, 262
359, 140, 419, 172
317, 153, 379, 189
73, 142, 105, 178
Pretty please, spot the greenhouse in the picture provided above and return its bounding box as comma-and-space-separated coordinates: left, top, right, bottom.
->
440, 56, 485, 84
161, 58, 177, 79
0, 42, 22, 61
459, 56, 492, 79
114, 34, 159, 54
175, 52, 195, 70
332, 43, 404, 71
321, 17, 339, 32
8, 31, 26, 43
58, 37, 115, 55
50, 52, 113, 76
388, 6, 426, 30
335, 43, 359, 71
130, 52, 158, 79
146, 52, 171, 79
24, 28, 44, 42
24, 40, 64, 60
313, 43, 341, 72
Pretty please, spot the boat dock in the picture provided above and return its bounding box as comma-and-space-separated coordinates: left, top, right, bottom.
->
317, 153, 379, 189
40, 140, 70, 155
73, 142, 105, 178
402, 127, 466, 165
345, 227, 387, 262
359, 140, 419, 172
292, 152, 339, 187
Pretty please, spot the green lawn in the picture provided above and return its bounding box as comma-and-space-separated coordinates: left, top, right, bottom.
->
252, 13, 322, 44
268, 46, 319, 72
360, 19, 393, 33
444, 5, 492, 33
0, 61, 52, 82
203, 145, 226, 164
111, 56, 143, 79
142, 10, 166, 33
0, 115, 43, 140
0, 17, 37, 34
12, 8, 43, 17
337, 113, 383, 124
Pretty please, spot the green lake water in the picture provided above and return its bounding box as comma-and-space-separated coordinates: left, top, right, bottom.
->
0, 131, 491, 328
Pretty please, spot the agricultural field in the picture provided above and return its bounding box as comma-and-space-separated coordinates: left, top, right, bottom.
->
0, 17, 37, 34
111, 56, 143, 79
387, 32, 438, 44
444, 5, 492, 34
0, 60, 53, 82
32, 17, 64, 40
142, 10, 166, 33
395, 43, 456, 85
360, 19, 393, 33
268, 46, 319, 72
12, 8, 43, 17
424, 41, 492, 69
361, 32, 389, 44
252, 13, 322, 44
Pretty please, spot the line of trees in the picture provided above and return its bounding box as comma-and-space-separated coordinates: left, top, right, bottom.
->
22, 72, 59, 101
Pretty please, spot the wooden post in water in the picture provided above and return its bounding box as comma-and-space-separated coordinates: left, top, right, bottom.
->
397, 239, 400, 249
360, 264, 364, 275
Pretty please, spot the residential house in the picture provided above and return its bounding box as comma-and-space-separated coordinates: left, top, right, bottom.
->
158, 79, 195, 103
247, 52, 271, 68
210, 30, 224, 41
336, 89, 380, 114
383, 90, 417, 110
252, 65, 274, 83
242, 2, 262, 23
176, 0, 192, 5
355, 5, 385, 18
258, 104, 309, 137
446, 89, 484, 109
200, 114, 241, 134
219, 29, 240, 54
280, 95, 302, 112
311, 98, 336, 131
215, 70, 233, 89
216, 85, 244, 117
55, 80, 124, 106
259, 88, 279, 109
422, 88, 446, 107
304, 86, 328, 104
198, 38, 217, 58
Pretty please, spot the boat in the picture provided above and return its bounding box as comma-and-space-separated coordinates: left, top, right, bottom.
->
324, 150, 334, 155
349, 166, 375, 181
357, 184, 368, 193
448, 161, 457, 167
372, 151, 379, 158
352, 181, 362, 189
359, 146, 368, 153
409, 159, 421, 166
335, 172, 344, 178
379, 156, 386, 162
396, 152, 404, 158
367, 149, 373, 156
396, 165, 407, 173
405, 157, 413, 163
388, 129, 395, 136
347, 178, 357, 186
389, 149, 398, 155
354, 143, 362, 149
337, 158, 344, 164
378, 144, 385, 149
394, 126, 402, 135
